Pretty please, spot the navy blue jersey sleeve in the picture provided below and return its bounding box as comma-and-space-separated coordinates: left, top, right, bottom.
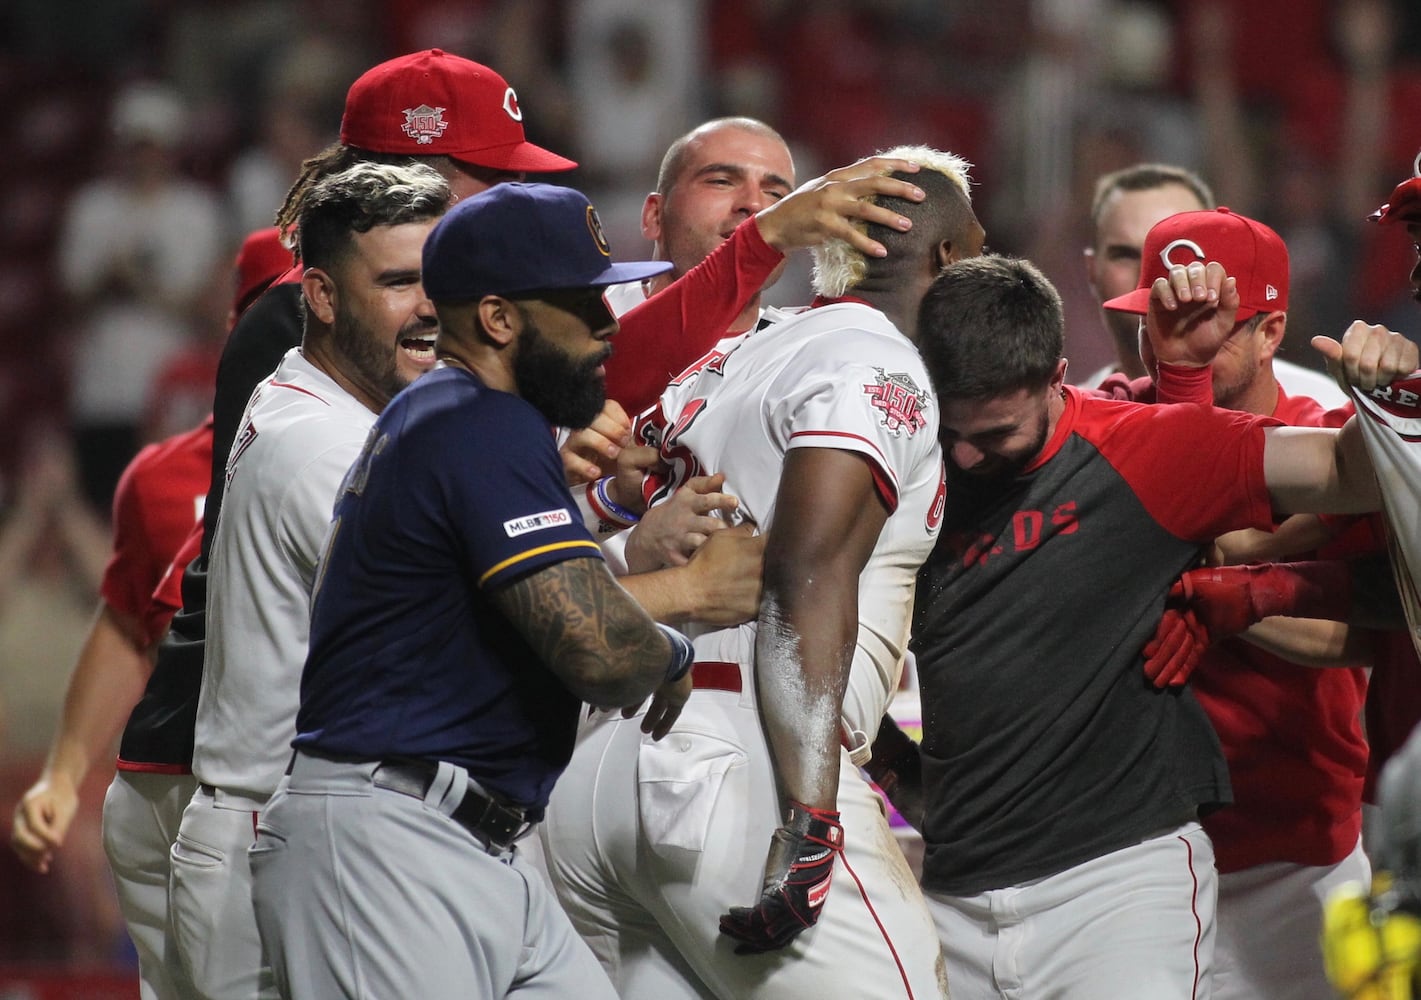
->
438, 387, 603, 589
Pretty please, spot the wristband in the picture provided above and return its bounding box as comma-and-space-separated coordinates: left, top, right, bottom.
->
588, 475, 641, 526
1155, 360, 1213, 405
657, 623, 695, 683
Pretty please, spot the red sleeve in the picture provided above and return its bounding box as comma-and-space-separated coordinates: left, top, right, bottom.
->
1153, 362, 1214, 405
144, 523, 203, 645
100, 442, 172, 621
99, 422, 212, 634
1087, 366, 1211, 405
603, 217, 784, 416
1085, 397, 1279, 542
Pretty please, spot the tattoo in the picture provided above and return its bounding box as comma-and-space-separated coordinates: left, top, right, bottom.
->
490, 556, 666, 703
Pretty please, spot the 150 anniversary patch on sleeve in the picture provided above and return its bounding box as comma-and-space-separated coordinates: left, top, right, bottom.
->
503, 508, 574, 538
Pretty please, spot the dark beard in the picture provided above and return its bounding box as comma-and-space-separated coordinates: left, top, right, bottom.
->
331, 308, 411, 406
514, 318, 609, 428
945, 408, 1051, 495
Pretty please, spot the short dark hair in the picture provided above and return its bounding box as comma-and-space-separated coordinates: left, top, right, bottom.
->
296, 162, 449, 273
917, 256, 1064, 401
1089, 163, 1215, 227
277, 143, 464, 259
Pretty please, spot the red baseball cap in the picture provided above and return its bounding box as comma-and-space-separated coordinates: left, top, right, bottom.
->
233, 228, 292, 310
1369, 176, 1421, 225
228, 227, 294, 330
340, 49, 576, 173
1103, 207, 1289, 320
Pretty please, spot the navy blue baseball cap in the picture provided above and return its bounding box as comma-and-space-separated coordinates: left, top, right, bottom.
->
422, 182, 672, 301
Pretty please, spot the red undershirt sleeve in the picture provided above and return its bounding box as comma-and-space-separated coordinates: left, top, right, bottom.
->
1154, 361, 1214, 405
604, 217, 785, 416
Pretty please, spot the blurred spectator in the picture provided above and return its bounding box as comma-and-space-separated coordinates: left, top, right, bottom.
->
56, 81, 224, 514
566, 0, 705, 253
0, 434, 109, 756
225, 39, 346, 237
1189, 0, 1392, 370
568, 0, 704, 188
0, 432, 149, 978
143, 227, 293, 444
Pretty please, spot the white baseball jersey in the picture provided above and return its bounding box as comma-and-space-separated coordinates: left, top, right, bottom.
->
1276, 358, 1352, 410
544, 299, 950, 1000
1348, 372, 1421, 658
193, 348, 376, 799
604, 278, 650, 317
638, 299, 945, 745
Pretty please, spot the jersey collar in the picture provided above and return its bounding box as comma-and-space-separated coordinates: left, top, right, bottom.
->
810, 294, 875, 310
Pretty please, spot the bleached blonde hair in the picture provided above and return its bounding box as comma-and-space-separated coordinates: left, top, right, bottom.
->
811, 145, 973, 297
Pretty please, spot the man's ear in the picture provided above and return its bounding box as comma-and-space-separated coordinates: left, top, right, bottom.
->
477, 296, 520, 348
301, 268, 338, 326
934, 239, 956, 271
641, 193, 663, 243
1083, 246, 1100, 299
1256, 311, 1287, 362
1048, 357, 1069, 395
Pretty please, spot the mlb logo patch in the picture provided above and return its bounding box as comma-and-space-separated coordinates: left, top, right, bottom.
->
504, 508, 573, 538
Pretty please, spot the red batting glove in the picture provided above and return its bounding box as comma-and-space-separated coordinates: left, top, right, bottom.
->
719, 801, 843, 954
1141, 561, 1354, 689
1180, 561, 1353, 634
1141, 600, 1209, 688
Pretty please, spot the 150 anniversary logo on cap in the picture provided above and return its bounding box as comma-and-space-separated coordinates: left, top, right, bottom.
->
401, 105, 449, 145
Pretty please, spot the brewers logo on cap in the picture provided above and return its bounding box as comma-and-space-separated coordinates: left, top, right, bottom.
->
586, 205, 610, 258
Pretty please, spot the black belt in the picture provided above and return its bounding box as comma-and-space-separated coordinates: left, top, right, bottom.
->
371, 760, 526, 850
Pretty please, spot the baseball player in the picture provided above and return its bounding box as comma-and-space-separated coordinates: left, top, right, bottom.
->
540, 145, 983, 1000
907, 253, 1414, 1000
574, 119, 938, 531
1102, 207, 1376, 1000
602, 116, 792, 414
1082, 162, 1350, 408
167, 162, 449, 1000
8, 224, 288, 1000
7, 417, 209, 997
599, 116, 936, 419
1361, 159, 1421, 656
249, 182, 688, 1000
1320, 148, 1421, 1000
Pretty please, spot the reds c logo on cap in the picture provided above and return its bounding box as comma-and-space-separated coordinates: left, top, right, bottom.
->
1159, 238, 1205, 270
401, 105, 449, 145
503, 87, 522, 122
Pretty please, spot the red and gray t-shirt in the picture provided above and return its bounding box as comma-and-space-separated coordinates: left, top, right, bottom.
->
913, 387, 1277, 896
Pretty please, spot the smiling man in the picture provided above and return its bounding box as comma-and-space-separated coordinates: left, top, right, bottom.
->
167, 161, 450, 1000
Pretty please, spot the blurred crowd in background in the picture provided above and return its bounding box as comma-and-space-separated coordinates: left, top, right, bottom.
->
1, 0, 1420, 977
